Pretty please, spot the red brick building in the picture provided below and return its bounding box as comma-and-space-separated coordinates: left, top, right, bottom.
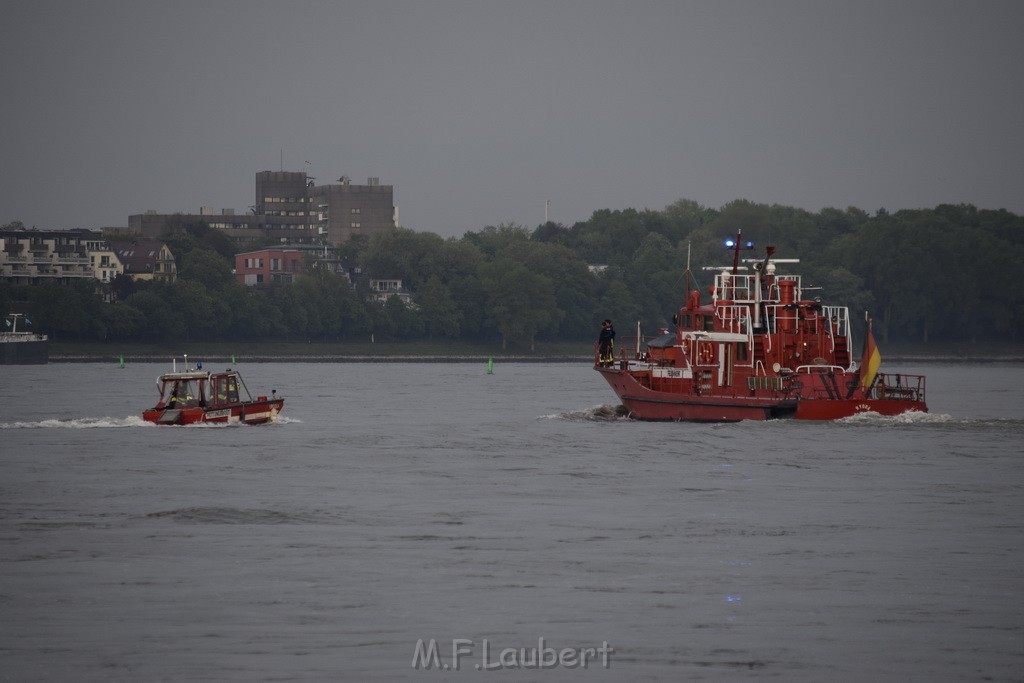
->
235, 248, 304, 286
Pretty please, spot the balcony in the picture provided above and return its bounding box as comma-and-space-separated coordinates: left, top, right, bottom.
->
55, 255, 90, 266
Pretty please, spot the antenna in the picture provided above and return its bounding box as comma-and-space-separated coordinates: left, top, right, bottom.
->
684, 242, 692, 299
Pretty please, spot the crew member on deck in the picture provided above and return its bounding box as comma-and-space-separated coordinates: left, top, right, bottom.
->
597, 319, 616, 366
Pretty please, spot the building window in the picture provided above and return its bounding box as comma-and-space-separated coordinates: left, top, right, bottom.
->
351, 222, 360, 228
350, 207, 361, 214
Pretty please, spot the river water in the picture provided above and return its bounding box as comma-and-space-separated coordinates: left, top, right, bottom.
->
0, 361, 1021, 682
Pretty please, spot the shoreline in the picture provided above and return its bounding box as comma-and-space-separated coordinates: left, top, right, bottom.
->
49, 354, 1024, 363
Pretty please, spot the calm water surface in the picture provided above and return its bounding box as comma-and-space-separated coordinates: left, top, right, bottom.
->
1, 361, 1021, 681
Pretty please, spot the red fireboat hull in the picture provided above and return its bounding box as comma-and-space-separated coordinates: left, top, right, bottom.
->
597, 366, 925, 422
142, 398, 284, 426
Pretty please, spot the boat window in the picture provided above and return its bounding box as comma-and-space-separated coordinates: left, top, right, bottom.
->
214, 376, 240, 403
179, 380, 200, 406
703, 315, 715, 332
213, 377, 240, 404
165, 379, 201, 407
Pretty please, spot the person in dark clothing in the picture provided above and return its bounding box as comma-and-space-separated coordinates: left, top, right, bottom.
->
597, 319, 616, 366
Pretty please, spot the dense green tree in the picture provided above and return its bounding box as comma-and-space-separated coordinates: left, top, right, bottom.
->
364, 227, 441, 288
5, 200, 1021, 347
626, 232, 684, 328
178, 248, 235, 292
0, 282, 12, 318
100, 302, 148, 340
415, 276, 461, 339
220, 286, 287, 339
26, 281, 105, 340
504, 240, 597, 339
160, 218, 236, 261
530, 221, 570, 244
109, 273, 138, 301
662, 199, 717, 240
462, 223, 532, 258
595, 269, 643, 341
479, 258, 560, 350
381, 294, 424, 340
123, 288, 186, 341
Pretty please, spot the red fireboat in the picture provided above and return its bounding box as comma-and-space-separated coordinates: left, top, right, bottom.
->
595, 234, 927, 421
142, 356, 284, 425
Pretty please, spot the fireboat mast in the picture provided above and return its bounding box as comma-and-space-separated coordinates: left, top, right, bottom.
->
683, 242, 692, 300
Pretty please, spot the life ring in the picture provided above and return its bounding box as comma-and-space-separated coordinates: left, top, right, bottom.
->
698, 343, 713, 363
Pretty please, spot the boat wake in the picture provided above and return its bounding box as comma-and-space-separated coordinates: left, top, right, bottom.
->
836, 411, 1024, 430
541, 407, 1021, 431
0, 415, 299, 429
0, 416, 154, 429
838, 410, 946, 425
543, 404, 631, 422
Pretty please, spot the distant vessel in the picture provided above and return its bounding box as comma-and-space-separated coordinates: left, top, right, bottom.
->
142, 357, 285, 425
595, 234, 927, 421
1, 313, 49, 365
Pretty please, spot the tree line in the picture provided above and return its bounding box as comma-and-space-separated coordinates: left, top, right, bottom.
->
2, 200, 1022, 347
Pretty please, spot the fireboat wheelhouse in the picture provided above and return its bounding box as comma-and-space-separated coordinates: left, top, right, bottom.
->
595, 234, 927, 421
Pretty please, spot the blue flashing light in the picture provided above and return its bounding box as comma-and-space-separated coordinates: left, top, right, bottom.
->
745, 241, 754, 249
724, 239, 736, 248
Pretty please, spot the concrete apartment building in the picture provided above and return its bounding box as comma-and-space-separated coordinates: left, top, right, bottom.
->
1, 229, 97, 285
129, 171, 396, 247
1, 228, 176, 286
309, 175, 395, 245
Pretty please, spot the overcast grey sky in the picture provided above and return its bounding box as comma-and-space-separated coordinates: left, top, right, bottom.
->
2, 0, 1022, 238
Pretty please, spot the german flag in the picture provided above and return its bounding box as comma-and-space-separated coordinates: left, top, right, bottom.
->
858, 318, 881, 392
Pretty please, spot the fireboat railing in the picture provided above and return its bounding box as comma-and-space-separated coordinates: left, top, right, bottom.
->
715, 305, 750, 334
870, 373, 926, 403
613, 335, 662, 363
794, 364, 849, 374
791, 371, 926, 403
712, 272, 800, 304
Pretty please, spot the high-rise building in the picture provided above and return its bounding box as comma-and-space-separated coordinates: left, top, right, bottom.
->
128, 171, 396, 246
309, 175, 396, 245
